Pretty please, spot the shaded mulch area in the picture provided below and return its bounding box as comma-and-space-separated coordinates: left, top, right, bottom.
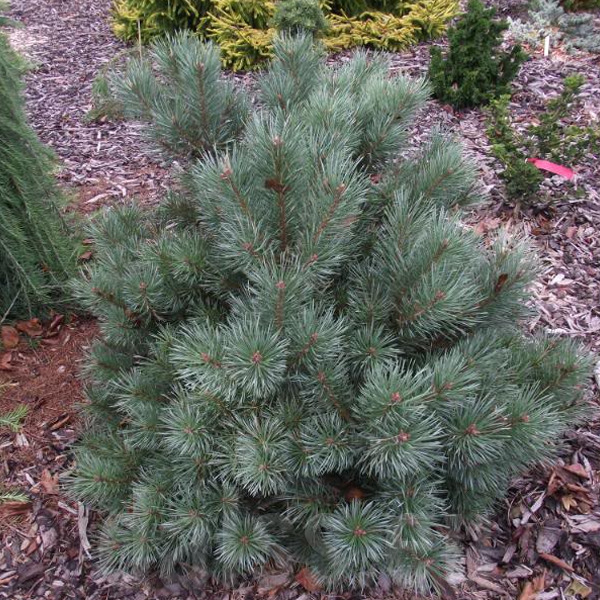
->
460, 425, 600, 599
1, 0, 599, 598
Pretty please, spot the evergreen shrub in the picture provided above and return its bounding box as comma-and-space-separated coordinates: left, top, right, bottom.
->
559, 12, 600, 53
111, 0, 459, 70
271, 0, 329, 36
0, 33, 75, 319
112, 0, 212, 43
487, 74, 600, 204
428, 0, 527, 110
71, 34, 590, 591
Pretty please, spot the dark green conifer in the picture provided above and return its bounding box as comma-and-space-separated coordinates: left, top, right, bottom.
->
70, 34, 590, 591
428, 0, 527, 109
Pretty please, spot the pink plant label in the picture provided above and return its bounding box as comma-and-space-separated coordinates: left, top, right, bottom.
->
527, 158, 575, 180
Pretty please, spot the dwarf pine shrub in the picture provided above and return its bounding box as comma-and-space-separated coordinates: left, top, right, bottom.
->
0, 33, 75, 319
429, 0, 527, 109
71, 34, 590, 592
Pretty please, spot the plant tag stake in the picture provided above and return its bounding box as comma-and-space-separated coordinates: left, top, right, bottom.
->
544, 35, 550, 57
527, 158, 575, 180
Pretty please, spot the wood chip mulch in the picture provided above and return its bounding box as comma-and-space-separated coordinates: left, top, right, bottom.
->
5, 0, 171, 211
1, 0, 599, 598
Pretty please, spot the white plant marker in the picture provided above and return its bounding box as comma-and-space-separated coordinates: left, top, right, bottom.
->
544, 35, 550, 57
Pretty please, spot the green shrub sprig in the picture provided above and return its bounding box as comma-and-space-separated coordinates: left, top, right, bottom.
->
0, 32, 75, 318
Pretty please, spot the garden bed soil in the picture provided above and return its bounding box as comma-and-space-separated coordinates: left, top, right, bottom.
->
1, 0, 599, 598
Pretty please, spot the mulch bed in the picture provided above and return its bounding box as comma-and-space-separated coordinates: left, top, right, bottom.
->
6, 0, 171, 211
1, 317, 98, 599
1, 0, 599, 598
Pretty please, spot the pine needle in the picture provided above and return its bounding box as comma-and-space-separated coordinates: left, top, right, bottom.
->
0, 404, 28, 432
0, 487, 29, 504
